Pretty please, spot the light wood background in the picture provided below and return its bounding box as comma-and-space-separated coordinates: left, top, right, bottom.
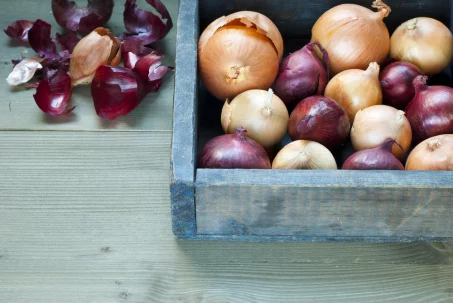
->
1, 1, 453, 302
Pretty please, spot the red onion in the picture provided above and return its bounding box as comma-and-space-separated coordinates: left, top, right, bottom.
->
380, 61, 422, 109
199, 127, 271, 169
55, 31, 80, 54
91, 66, 148, 120
342, 139, 404, 170
123, 0, 173, 45
288, 96, 350, 149
274, 42, 329, 109
33, 70, 74, 116
52, 0, 114, 33
405, 75, 453, 142
4, 20, 34, 42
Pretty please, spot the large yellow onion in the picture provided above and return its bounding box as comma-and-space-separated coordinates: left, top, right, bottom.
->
198, 11, 284, 100
311, 1, 391, 75
221, 89, 288, 149
390, 17, 453, 75
324, 62, 382, 122
406, 135, 453, 171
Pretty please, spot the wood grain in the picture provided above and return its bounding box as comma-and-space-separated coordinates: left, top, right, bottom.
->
0, 131, 453, 302
0, 0, 177, 131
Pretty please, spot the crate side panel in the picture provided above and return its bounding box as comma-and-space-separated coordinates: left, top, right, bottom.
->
195, 170, 453, 238
170, 0, 199, 238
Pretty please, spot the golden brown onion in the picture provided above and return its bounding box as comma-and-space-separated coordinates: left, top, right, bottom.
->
198, 11, 283, 100
311, 1, 391, 75
390, 17, 453, 75
406, 135, 453, 171
324, 62, 382, 122
351, 105, 412, 160
221, 89, 289, 149
272, 140, 337, 170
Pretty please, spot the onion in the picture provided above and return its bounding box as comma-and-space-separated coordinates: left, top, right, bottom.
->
405, 76, 453, 143
288, 96, 350, 149
123, 0, 173, 45
4, 20, 34, 43
274, 42, 329, 108
221, 89, 289, 149
91, 66, 147, 120
311, 1, 391, 75
342, 139, 404, 170
199, 127, 271, 169
351, 105, 412, 159
33, 70, 74, 116
390, 17, 453, 75
379, 61, 421, 109
324, 62, 382, 122
406, 134, 453, 171
55, 32, 80, 54
198, 11, 284, 100
51, 0, 114, 33
272, 140, 337, 170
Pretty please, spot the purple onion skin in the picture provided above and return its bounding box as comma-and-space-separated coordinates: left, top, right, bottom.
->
199, 128, 271, 169
405, 75, 453, 143
288, 96, 350, 149
274, 42, 329, 110
342, 139, 404, 170
380, 61, 422, 110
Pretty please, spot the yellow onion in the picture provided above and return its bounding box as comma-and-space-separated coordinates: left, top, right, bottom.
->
198, 11, 284, 100
390, 17, 453, 75
69, 27, 121, 86
221, 88, 288, 149
351, 105, 412, 160
272, 140, 337, 170
406, 135, 453, 171
324, 62, 382, 122
311, 1, 391, 75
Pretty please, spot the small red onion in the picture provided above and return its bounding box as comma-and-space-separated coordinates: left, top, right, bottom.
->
342, 139, 404, 170
288, 96, 350, 149
4, 20, 34, 42
274, 42, 329, 109
380, 61, 422, 109
33, 70, 74, 116
52, 0, 114, 32
199, 127, 271, 169
123, 0, 173, 45
91, 66, 148, 120
405, 75, 453, 142
55, 31, 80, 54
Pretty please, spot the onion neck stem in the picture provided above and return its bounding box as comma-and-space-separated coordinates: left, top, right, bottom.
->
366, 62, 380, 77
372, 0, 391, 19
396, 110, 406, 127
407, 18, 418, 30
413, 75, 428, 92
262, 88, 274, 117
428, 139, 442, 152
234, 127, 247, 141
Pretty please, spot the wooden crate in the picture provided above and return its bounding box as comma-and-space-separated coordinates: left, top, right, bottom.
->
171, 0, 453, 242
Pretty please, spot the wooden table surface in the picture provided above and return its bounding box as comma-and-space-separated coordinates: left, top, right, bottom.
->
1, 1, 453, 302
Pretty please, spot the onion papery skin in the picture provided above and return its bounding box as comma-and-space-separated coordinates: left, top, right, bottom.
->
379, 61, 421, 110
406, 134, 453, 171
55, 31, 80, 54
325, 62, 382, 122
288, 96, 350, 149
4, 20, 34, 42
311, 1, 391, 75
221, 89, 289, 149
351, 105, 412, 160
198, 11, 283, 101
342, 139, 404, 170
33, 70, 73, 116
52, 0, 114, 33
274, 42, 329, 109
199, 127, 271, 169
390, 17, 453, 75
272, 140, 337, 170
405, 75, 453, 143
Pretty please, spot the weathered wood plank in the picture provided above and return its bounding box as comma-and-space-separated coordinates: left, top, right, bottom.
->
196, 169, 453, 240
0, 0, 177, 131
170, 0, 199, 238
